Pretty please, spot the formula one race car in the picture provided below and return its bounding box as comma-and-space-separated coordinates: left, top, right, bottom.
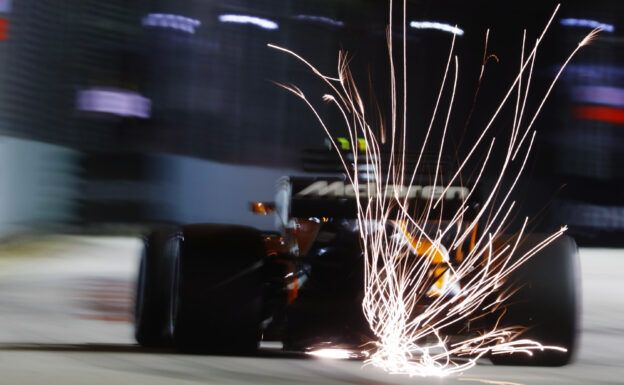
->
134, 154, 580, 366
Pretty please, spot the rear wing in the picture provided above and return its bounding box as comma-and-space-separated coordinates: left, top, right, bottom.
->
277, 177, 479, 221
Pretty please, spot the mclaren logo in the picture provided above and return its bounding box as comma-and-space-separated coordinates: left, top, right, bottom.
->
295, 181, 469, 200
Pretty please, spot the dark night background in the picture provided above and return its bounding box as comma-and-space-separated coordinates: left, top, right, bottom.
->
0, 0, 621, 246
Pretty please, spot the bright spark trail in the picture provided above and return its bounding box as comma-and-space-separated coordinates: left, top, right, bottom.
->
269, 2, 598, 377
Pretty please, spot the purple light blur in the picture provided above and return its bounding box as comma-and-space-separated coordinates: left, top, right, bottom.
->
293, 15, 344, 27
572, 86, 624, 108
142, 13, 201, 34
76, 87, 151, 118
560, 18, 614, 32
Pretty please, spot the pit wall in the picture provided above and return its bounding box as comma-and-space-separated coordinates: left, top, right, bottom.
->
0, 137, 80, 238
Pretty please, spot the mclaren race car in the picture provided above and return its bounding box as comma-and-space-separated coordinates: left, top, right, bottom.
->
134, 153, 580, 366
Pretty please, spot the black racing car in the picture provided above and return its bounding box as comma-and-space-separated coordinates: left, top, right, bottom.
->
134, 156, 580, 366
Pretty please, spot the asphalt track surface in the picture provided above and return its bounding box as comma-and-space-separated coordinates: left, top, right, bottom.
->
0, 236, 622, 385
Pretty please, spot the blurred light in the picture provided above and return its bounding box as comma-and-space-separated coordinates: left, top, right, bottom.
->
142, 13, 201, 34
560, 202, 624, 230
258, 341, 283, 349
0, 18, 7, 41
293, 14, 344, 27
76, 87, 151, 118
572, 86, 624, 108
0, 0, 11, 13
573, 105, 624, 125
218, 14, 278, 30
554, 64, 624, 82
306, 348, 356, 359
410, 21, 464, 36
560, 18, 614, 33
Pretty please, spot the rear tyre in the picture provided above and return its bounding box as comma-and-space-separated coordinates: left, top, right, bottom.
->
170, 224, 265, 354
490, 234, 580, 366
134, 229, 177, 347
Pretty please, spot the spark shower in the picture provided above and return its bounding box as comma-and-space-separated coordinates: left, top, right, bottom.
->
270, 2, 597, 377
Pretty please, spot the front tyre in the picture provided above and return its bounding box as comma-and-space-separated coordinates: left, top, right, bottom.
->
134, 229, 177, 347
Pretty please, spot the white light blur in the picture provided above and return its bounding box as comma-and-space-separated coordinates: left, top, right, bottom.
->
76, 87, 151, 118
142, 13, 201, 34
560, 18, 614, 33
572, 85, 624, 108
218, 14, 278, 30
294, 14, 344, 27
0, 0, 11, 13
306, 348, 356, 359
410, 21, 464, 36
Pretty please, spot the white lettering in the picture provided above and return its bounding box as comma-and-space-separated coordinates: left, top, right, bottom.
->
445, 186, 469, 200
296, 181, 328, 196
421, 186, 444, 200
296, 181, 470, 201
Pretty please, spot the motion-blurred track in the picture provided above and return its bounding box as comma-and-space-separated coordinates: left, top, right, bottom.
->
0, 236, 622, 384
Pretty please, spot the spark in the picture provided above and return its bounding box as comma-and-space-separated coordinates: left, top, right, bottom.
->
270, 1, 594, 377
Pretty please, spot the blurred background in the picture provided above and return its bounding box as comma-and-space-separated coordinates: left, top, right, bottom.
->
0, 0, 622, 244
0, 1, 622, 384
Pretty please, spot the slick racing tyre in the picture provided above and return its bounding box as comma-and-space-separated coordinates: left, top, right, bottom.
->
169, 224, 265, 354
134, 229, 178, 347
490, 234, 580, 366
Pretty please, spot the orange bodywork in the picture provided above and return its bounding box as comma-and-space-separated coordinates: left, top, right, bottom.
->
397, 221, 479, 296
262, 216, 479, 304
263, 218, 321, 304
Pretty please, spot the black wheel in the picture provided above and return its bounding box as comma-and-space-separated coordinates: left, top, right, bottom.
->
134, 229, 177, 347
490, 234, 580, 366
169, 224, 266, 354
